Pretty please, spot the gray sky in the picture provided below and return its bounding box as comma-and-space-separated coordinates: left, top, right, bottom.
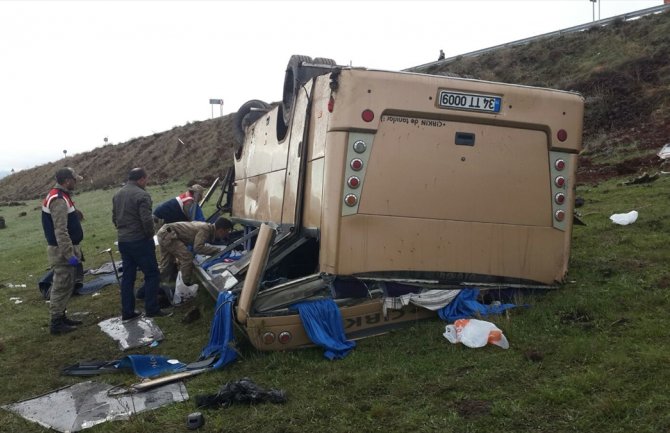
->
0, 0, 662, 172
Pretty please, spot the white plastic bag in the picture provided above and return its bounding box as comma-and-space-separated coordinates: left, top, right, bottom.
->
443, 319, 509, 349
173, 271, 198, 305
609, 210, 638, 225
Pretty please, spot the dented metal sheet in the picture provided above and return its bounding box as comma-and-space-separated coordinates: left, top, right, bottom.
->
2, 380, 188, 432
98, 316, 164, 351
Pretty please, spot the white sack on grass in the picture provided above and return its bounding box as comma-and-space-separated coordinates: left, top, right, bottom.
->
173, 271, 198, 305
443, 318, 509, 349
610, 210, 638, 225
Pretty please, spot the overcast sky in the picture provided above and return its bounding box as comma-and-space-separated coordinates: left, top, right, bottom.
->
0, 0, 663, 173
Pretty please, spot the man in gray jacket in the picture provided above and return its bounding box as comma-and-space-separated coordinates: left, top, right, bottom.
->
157, 217, 233, 286
112, 168, 170, 320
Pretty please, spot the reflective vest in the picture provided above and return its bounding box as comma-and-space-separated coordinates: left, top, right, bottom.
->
41, 188, 84, 246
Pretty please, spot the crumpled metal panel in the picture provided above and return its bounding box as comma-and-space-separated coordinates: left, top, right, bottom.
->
98, 316, 164, 351
2, 380, 188, 432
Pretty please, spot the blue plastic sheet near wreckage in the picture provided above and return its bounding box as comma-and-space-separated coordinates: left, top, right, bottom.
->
438, 288, 518, 322
292, 298, 356, 360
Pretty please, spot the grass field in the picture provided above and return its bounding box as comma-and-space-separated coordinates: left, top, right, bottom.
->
1, 176, 669, 433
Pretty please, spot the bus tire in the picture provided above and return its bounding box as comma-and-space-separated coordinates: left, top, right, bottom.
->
312, 57, 336, 66
281, 55, 312, 125
234, 99, 271, 158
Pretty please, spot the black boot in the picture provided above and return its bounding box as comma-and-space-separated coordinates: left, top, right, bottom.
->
62, 313, 83, 326
50, 317, 76, 335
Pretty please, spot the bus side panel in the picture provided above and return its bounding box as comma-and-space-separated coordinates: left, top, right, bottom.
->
281, 81, 312, 226
335, 215, 569, 284
306, 76, 332, 162
302, 157, 324, 230
231, 171, 287, 223
235, 106, 290, 181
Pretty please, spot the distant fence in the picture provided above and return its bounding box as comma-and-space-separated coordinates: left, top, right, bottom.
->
407, 3, 670, 72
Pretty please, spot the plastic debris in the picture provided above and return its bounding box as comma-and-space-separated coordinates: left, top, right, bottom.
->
443, 318, 509, 349
195, 378, 287, 408
10, 297, 23, 304
610, 210, 638, 225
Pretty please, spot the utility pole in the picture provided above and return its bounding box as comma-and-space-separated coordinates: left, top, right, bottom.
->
209, 99, 224, 118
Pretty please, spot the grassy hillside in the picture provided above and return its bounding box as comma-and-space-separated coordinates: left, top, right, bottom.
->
1, 11, 669, 201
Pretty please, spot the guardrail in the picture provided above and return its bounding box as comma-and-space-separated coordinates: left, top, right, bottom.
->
407, 3, 670, 72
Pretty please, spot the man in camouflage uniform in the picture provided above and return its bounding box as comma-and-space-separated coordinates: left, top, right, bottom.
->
41, 167, 84, 335
157, 217, 233, 285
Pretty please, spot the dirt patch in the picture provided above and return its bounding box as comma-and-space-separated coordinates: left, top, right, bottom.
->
454, 399, 492, 419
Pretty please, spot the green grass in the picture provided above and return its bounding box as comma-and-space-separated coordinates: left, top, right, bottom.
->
1, 176, 670, 433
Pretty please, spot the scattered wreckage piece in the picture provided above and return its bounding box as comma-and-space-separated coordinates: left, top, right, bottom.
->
98, 316, 165, 351
1, 381, 188, 433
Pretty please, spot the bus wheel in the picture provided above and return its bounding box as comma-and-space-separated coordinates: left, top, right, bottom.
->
312, 57, 336, 66
233, 99, 271, 158
281, 55, 312, 125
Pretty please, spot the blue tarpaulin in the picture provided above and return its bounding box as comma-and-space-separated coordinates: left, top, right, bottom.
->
199, 291, 238, 369
116, 355, 186, 378
292, 299, 356, 360
437, 288, 518, 322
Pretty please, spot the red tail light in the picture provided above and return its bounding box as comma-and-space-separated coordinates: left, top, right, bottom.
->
361, 109, 374, 122
350, 159, 363, 171
262, 332, 276, 345
344, 194, 358, 207
555, 210, 565, 221
554, 159, 565, 170
554, 193, 565, 205
278, 331, 292, 344
557, 129, 568, 142
348, 176, 360, 189
555, 176, 565, 188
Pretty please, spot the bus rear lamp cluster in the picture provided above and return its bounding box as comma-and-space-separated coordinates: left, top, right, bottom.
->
348, 176, 360, 189
344, 194, 358, 207
350, 159, 363, 171
262, 331, 293, 345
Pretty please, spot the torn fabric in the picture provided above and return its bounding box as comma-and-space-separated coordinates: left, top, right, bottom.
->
292, 298, 356, 360
198, 291, 238, 369
383, 289, 461, 316
437, 288, 517, 322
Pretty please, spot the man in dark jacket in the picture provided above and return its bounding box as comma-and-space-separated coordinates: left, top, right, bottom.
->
153, 184, 205, 231
41, 167, 84, 335
112, 168, 170, 320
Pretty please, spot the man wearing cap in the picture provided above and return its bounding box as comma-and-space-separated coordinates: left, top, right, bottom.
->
41, 167, 84, 335
112, 168, 170, 320
153, 184, 206, 231
157, 217, 233, 286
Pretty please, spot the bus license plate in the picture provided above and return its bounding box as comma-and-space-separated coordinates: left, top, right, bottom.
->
438, 90, 501, 113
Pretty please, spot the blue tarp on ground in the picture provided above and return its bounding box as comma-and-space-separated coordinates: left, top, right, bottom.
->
199, 291, 238, 369
437, 288, 518, 322
292, 299, 356, 360
116, 355, 186, 378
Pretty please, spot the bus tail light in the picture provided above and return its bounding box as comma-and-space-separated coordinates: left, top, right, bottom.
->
361, 109, 374, 122
554, 193, 565, 205
348, 176, 360, 189
278, 331, 292, 344
343, 133, 375, 216
262, 332, 276, 345
344, 194, 358, 207
555, 176, 565, 188
350, 159, 363, 171
557, 129, 567, 142
555, 210, 565, 222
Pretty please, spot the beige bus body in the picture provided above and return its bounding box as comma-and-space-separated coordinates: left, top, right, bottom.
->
197, 57, 584, 351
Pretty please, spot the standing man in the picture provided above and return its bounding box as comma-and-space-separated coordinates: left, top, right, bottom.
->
112, 168, 170, 320
41, 167, 84, 335
153, 184, 206, 231
157, 217, 233, 286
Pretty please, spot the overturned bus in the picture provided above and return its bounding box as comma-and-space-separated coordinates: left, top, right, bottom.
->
195, 55, 584, 351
